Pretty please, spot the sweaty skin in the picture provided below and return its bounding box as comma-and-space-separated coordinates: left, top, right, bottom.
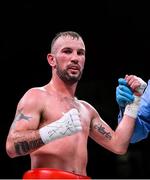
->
28, 87, 91, 175
8, 84, 111, 175
6, 33, 142, 176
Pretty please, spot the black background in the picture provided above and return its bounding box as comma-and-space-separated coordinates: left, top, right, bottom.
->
1, 1, 150, 179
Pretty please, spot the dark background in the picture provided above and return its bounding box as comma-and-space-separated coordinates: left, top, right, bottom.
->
1, 1, 150, 179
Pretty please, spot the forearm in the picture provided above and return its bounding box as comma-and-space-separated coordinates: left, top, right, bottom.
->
6, 130, 44, 158
115, 115, 136, 151
6, 108, 82, 158
114, 95, 141, 153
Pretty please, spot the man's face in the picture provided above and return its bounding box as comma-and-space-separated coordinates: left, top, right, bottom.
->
53, 36, 86, 84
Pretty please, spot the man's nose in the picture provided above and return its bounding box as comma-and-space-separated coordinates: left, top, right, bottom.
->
71, 59, 79, 64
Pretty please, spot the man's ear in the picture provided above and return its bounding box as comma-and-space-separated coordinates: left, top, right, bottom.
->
47, 53, 56, 67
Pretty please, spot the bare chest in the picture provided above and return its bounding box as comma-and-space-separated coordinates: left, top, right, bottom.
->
40, 95, 91, 133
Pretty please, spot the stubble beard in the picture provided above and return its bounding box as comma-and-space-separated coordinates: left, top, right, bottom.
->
56, 64, 82, 85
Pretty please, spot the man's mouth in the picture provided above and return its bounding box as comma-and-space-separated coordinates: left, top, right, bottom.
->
68, 65, 80, 71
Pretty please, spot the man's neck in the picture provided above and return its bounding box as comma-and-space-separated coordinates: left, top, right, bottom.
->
49, 77, 77, 98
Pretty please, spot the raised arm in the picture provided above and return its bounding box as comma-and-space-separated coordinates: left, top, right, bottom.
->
89, 75, 147, 154
116, 78, 150, 143
89, 109, 136, 154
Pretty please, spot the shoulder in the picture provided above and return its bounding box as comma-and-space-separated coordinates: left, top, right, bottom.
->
21, 87, 46, 99
18, 87, 47, 106
78, 99, 102, 127
79, 99, 93, 108
78, 99, 99, 115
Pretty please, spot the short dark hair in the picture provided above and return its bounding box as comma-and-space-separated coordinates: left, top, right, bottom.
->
50, 31, 82, 52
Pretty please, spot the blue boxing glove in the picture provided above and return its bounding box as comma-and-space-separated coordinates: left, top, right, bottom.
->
116, 78, 134, 108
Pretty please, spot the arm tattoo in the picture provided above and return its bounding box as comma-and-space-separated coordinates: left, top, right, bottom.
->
94, 124, 112, 140
11, 108, 32, 128
15, 138, 44, 155
15, 109, 32, 121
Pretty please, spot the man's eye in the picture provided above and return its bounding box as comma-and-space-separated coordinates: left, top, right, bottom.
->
78, 51, 85, 55
64, 50, 72, 54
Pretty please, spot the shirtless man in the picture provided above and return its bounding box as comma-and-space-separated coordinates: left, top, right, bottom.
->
6, 31, 147, 179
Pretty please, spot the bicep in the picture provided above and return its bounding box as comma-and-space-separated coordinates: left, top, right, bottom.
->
89, 112, 114, 145
10, 95, 41, 133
